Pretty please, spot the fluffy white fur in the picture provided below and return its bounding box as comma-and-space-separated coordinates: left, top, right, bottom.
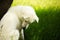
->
0, 6, 39, 40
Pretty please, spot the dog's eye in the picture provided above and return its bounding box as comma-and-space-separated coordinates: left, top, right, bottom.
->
25, 20, 28, 22
25, 20, 30, 24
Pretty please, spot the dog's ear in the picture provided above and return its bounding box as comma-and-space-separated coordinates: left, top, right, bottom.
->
35, 16, 39, 23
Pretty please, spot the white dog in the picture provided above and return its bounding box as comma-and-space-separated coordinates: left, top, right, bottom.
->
0, 6, 39, 40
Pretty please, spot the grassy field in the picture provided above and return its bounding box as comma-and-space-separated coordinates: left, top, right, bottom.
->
12, 0, 60, 40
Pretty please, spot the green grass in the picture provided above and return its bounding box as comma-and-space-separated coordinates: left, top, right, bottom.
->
11, 0, 60, 40
24, 7, 60, 40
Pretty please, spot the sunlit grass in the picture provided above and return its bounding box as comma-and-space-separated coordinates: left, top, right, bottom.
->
12, 0, 59, 10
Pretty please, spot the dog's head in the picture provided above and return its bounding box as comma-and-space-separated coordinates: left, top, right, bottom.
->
20, 6, 39, 29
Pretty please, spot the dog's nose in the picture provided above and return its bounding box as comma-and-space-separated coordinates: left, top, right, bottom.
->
22, 20, 29, 27
21, 20, 30, 29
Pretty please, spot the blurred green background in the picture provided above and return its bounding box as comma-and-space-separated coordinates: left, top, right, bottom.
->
12, 0, 60, 40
